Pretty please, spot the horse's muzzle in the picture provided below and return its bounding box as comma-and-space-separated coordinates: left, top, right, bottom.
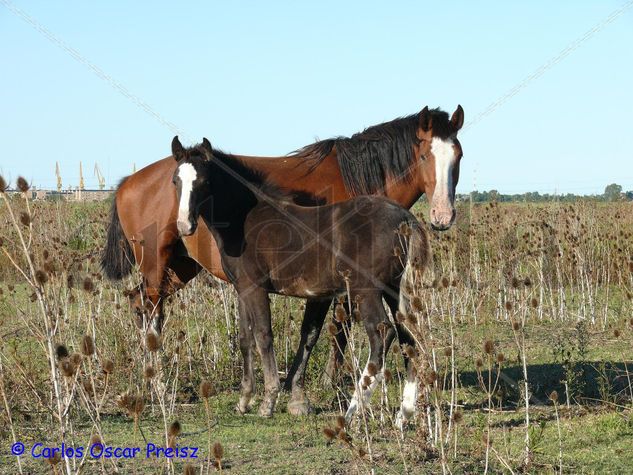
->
430, 207, 456, 231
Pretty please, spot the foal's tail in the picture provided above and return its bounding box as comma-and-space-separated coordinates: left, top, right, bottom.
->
101, 183, 134, 280
398, 220, 432, 317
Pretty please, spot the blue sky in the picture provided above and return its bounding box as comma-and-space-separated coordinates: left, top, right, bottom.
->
1, 1, 632, 193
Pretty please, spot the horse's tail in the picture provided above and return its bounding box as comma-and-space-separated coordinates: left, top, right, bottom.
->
398, 219, 432, 318
101, 181, 134, 280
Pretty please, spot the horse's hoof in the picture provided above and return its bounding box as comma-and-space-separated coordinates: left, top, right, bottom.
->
236, 398, 253, 415
287, 398, 311, 416
258, 404, 274, 418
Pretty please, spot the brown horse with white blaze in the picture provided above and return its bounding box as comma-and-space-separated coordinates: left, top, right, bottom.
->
101, 105, 464, 415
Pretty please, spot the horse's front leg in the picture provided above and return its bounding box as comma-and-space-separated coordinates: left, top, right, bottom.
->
238, 288, 279, 417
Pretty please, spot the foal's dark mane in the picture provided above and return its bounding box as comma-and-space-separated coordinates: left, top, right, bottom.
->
189, 144, 291, 202
291, 108, 452, 196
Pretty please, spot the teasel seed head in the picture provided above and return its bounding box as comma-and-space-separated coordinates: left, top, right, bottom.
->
352, 308, 361, 322
335, 415, 346, 430
146, 331, 161, 352
483, 339, 495, 355
367, 362, 378, 377
82, 378, 95, 396
504, 301, 513, 311
548, 390, 559, 403
511, 276, 520, 289
362, 375, 371, 389
199, 380, 215, 399
327, 322, 339, 336
59, 358, 77, 378
81, 335, 95, 356
512, 321, 521, 331
82, 277, 94, 292
133, 395, 145, 416
102, 359, 114, 375
213, 442, 224, 461
19, 212, 30, 227
613, 329, 621, 338
35, 269, 48, 286
334, 304, 347, 323
395, 311, 405, 323
412, 296, 423, 312
404, 344, 417, 358
496, 353, 505, 364
89, 434, 102, 447
384, 368, 393, 383
452, 410, 463, 424
144, 365, 156, 380
530, 297, 539, 308
323, 427, 336, 441
475, 358, 484, 369
337, 428, 351, 444
406, 313, 418, 327
55, 344, 69, 359
16, 176, 30, 193
183, 464, 196, 475
168, 420, 182, 438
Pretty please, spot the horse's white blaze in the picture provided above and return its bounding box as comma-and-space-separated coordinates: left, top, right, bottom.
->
430, 137, 456, 209
344, 363, 383, 421
177, 163, 197, 232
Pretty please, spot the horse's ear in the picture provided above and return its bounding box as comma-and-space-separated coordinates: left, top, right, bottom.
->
418, 106, 431, 132
201, 137, 213, 160
172, 136, 185, 161
451, 105, 464, 132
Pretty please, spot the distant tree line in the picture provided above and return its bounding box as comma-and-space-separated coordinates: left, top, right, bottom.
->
455, 183, 633, 203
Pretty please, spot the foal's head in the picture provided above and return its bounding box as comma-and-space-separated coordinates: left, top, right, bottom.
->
413, 106, 464, 231
171, 136, 214, 236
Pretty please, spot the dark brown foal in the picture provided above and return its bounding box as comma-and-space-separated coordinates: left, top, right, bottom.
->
171, 137, 430, 422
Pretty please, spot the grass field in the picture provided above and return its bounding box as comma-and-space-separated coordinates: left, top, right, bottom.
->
1, 190, 632, 474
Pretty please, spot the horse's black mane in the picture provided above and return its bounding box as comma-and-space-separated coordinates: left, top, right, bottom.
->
291, 108, 452, 196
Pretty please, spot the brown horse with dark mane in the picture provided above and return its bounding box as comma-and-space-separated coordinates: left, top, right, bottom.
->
101, 105, 464, 415
170, 136, 430, 424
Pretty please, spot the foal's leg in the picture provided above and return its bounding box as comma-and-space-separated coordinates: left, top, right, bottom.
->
237, 309, 256, 414
284, 299, 332, 416
384, 292, 419, 428
238, 288, 280, 417
344, 292, 388, 422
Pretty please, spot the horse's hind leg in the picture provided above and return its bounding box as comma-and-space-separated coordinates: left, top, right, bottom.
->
238, 288, 280, 418
384, 292, 419, 428
345, 292, 388, 422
